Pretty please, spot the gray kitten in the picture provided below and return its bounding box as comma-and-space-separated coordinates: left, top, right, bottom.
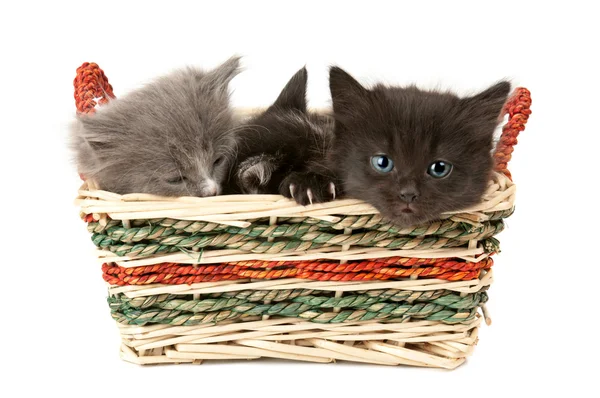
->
70, 56, 241, 197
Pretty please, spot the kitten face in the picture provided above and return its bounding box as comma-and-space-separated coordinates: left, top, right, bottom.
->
71, 56, 241, 196
329, 67, 510, 226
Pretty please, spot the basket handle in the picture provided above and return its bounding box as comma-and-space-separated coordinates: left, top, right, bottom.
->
73, 62, 115, 114
493, 87, 532, 179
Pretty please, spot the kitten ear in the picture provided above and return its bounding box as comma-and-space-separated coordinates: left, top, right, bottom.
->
329, 66, 370, 117
205, 55, 242, 92
270, 67, 308, 112
463, 81, 511, 124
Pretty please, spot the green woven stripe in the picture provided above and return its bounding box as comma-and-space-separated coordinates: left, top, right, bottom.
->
91, 220, 504, 257
111, 302, 480, 326
211, 287, 488, 304
108, 290, 487, 326
96, 235, 494, 257
111, 291, 486, 312
112, 289, 486, 311
89, 218, 505, 243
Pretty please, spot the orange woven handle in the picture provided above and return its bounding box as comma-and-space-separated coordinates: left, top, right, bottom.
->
73, 62, 115, 114
493, 87, 532, 179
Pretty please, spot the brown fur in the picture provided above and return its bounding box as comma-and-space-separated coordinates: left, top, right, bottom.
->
288, 66, 511, 226
326, 66, 511, 226
225, 67, 336, 204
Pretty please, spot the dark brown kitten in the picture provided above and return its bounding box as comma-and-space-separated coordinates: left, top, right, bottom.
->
305, 67, 510, 227
225, 67, 336, 203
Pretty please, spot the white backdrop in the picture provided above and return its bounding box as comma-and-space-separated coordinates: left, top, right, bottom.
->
1, 1, 598, 397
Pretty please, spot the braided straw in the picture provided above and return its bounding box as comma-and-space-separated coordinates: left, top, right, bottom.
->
102, 257, 493, 285
112, 303, 480, 326
115, 287, 487, 306
73, 62, 115, 114
91, 218, 504, 242
493, 87, 532, 179
92, 225, 502, 258
73, 62, 529, 368
110, 291, 487, 314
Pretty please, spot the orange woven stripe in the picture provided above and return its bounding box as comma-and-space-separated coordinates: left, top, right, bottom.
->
102, 257, 493, 286
73, 62, 115, 114
232, 257, 484, 272
494, 87, 532, 179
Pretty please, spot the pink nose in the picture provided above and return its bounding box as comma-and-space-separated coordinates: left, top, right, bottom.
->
201, 180, 219, 197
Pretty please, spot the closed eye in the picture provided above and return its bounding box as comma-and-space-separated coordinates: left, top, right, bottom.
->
166, 175, 187, 184
213, 156, 225, 167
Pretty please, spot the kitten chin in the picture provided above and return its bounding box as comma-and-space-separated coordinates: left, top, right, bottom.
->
326, 66, 510, 227
225, 67, 337, 204
70, 56, 241, 197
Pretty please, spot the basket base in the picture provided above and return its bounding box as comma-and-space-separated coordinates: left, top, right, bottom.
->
117, 316, 481, 369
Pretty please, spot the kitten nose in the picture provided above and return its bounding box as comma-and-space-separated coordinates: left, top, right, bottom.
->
399, 188, 419, 203
200, 179, 219, 197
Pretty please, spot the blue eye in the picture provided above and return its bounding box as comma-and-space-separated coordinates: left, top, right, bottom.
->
370, 155, 394, 173
428, 161, 453, 178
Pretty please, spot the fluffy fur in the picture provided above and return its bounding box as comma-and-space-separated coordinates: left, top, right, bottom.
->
302, 67, 510, 227
225, 67, 336, 203
70, 56, 241, 197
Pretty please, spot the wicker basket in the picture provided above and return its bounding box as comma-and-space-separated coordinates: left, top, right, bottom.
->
74, 62, 531, 369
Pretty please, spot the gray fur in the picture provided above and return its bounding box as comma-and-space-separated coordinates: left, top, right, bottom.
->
70, 56, 241, 197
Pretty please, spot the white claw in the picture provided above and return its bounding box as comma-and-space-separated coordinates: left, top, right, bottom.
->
289, 184, 296, 198
328, 182, 336, 200
307, 188, 314, 205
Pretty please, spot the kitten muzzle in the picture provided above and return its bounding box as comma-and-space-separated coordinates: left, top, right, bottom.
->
199, 179, 219, 197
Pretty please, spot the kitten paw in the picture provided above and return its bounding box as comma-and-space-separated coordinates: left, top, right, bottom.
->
281, 172, 338, 206
236, 155, 279, 194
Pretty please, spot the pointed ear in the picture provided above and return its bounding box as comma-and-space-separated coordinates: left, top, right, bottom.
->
205, 55, 242, 92
463, 81, 511, 124
329, 66, 370, 118
270, 67, 307, 112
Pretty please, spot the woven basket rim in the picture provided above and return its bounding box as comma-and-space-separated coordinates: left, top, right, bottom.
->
77, 171, 515, 224
79, 173, 513, 267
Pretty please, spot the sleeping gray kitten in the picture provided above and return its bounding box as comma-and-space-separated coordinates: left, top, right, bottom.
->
70, 56, 241, 197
